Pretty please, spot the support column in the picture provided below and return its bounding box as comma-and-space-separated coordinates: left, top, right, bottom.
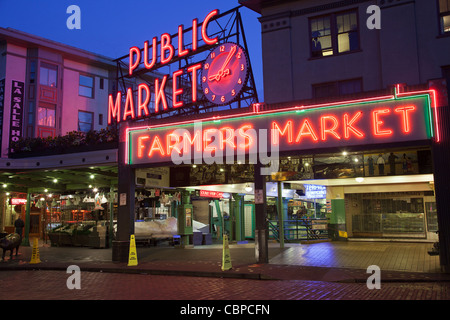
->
277, 181, 284, 248
22, 191, 31, 246
254, 163, 268, 263
233, 194, 244, 242
112, 123, 135, 262
431, 71, 450, 273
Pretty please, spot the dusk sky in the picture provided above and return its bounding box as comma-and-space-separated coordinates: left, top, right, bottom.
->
0, 0, 264, 96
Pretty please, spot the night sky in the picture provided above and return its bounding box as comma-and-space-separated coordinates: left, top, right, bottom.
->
0, 0, 263, 97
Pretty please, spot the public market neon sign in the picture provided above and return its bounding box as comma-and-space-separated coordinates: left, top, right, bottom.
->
126, 90, 436, 166
108, 9, 219, 125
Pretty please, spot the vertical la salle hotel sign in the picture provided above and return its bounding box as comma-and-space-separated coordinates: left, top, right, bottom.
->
9, 80, 24, 153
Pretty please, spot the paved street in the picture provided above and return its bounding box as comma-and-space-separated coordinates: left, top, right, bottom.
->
0, 269, 448, 301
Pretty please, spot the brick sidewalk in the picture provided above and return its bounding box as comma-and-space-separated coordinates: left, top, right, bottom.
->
1, 240, 449, 283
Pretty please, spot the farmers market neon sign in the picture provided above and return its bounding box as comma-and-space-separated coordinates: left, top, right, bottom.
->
125, 90, 437, 166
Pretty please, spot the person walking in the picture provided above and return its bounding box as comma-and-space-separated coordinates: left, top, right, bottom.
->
14, 215, 25, 238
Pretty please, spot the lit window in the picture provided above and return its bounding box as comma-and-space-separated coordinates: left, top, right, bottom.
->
79, 74, 94, 98
37, 106, 56, 127
310, 10, 359, 58
439, 0, 450, 34
39, 64, 57, 87
78, 111, 93, 132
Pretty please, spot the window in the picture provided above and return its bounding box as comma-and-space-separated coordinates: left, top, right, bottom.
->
39, 64, 57, 87
310, 10, 359, 58
439, 0, 450, 34
313, 78, 362, 99
37, 106, 56, 127
79, 74, 94, 98
78, 111, 93, 132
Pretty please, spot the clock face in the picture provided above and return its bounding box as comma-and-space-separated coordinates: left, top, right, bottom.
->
201, 42, 249, 105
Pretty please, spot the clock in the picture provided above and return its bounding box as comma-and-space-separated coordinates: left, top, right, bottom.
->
201, 42, 249, 105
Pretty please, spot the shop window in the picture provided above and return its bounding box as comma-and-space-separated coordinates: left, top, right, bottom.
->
349, 192, 427, 238
39, 63, 58, 87
78, 111, 94, 132
313, 78, 362, 99
310, 10, 359, 58
37, 106, 55, 127
439, 0, 450, 34
79, 74, 94, 98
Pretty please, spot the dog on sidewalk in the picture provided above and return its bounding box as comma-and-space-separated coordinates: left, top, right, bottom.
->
0, 233, 21, 261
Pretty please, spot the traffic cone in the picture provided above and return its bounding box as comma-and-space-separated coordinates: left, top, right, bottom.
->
128, 235, 138, 266
29, 238, 41, 264
221, 234, 232, 271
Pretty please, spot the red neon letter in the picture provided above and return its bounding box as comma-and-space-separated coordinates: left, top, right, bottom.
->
320, 115, 341, 140
395, 106, 416, 133
187, 63, 202, 102
172, 69, 184, 108
192, 18, 198, 51
296, 119, 319, 143
204, 129, 218, 152
343, 111, 364, 139
137, 135, 150, 158
129, 46, 140, 76
167, 133, 182, 155
272, 121, 293, 145
160, 33, 174, 65
108, 92, 121, 125
123, 88, 135, 121
238, 124, 254, 149
148, 136, 165, 157
201, 9, 219, 45
137, 83, 150, 118
183, 130, 202, 152
144, 38, 157, 70
155, 75, 169, 113
220, 127, 236, 149
178, 25, 189, 57
372, 109, 393, 136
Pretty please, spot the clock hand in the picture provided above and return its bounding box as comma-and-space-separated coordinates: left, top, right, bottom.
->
219, 45, 236, 74
208, 45, 237, 82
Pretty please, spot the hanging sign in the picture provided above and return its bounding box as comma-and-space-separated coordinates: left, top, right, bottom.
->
126, 92, 435, 166
9, 80, 24, 153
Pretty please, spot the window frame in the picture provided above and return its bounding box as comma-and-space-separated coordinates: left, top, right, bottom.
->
78, 110, 94, 133
312, 78, 363, 99
438, 0, 450, 35
78, 74, 95, 98
39, 63, 58, 88
308, 8, 361, 59
37, 105, 56, 128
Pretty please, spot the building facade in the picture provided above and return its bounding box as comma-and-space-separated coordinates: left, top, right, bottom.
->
240, 0, 450, 271
0, 28, 118, 237
0, 28, 115, 157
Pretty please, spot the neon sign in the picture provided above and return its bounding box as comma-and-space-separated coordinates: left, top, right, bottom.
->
108, 9, 220, 125
200, 190, 224, 198
304, 185, 327, 199
126, 92, 435, 166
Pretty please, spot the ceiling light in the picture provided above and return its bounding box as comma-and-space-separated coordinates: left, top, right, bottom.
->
53, 179, 58, 183
2, 184, 6, 188
355, 177, 364, 183
90, 174, 95, 179
245, 184, 253, 192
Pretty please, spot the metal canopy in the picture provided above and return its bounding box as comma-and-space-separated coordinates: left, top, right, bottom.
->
0, 165, 118, 195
